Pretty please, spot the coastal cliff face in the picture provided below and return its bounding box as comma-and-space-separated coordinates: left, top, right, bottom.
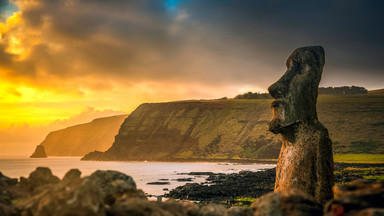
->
40, 115, 128, 156
83, 100, 281, 161
82, 96, 384, 161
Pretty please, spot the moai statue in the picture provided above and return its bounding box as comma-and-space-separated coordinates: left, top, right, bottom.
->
268, 46, 334, 204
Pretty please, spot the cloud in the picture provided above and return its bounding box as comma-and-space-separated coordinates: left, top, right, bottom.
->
48, 106, 126, 129
0, 0, 383, 95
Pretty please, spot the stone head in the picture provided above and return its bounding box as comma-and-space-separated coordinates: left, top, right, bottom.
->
268, 46, 325, 134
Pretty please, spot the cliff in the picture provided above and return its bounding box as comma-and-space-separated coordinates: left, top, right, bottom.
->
40, 115, 128, 156
30, 145, 47, 158
83, 95, 384, 161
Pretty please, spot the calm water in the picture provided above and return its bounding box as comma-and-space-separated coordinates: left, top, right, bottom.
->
0, 156, 275, 196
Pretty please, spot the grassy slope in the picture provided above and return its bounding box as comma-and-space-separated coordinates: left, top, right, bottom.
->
317, 95, 384, 155
334, 154, 384, 163
83, 94, 384, 162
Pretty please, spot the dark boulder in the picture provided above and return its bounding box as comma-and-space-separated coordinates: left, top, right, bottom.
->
0, 172, 18, 187
324, 179, 384, 215
252, 189, 322, 216
199, 204, 227, 216
227, 207, 253, 216
108, 198, 184, 216
88, 170, 144, 205
16, 177, 106, 216
62, 168, 81, 182
0, 196, 18, 216
21, 167, 60, 193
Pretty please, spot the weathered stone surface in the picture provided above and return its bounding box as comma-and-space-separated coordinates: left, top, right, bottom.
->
108, 198, 182, 216
29, 145, 47, 158
352, 208, 384, 216
199, 204, 227, 216
22, 167, 60, 193
0, 196, 18, 216
88, 170, 143, 205
268, 46, 334, 204
324, 179, 384, 216
0, 172, 18, 187
227, 207, 253, 216
62, 168, 81, 182
252, 189, 322, 216
16, 177, 106, 216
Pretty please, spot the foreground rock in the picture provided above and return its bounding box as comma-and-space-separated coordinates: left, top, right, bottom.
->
0, 167, 257, 216
20, 167, 60, 194
325, 179, 384, 216
0, 167, 383, 216
0, 172, 18, 216
29, 145, 47, 158
268, 46, 334, 204
16, 176, 106, 216
252, 189, 323, 216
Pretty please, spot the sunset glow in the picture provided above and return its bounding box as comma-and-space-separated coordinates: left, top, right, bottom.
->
0, 0, 383, 155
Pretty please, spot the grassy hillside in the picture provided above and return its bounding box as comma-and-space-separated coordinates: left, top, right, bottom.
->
317, 95, 384, 154
83, 95, 384, 161
41, 115, 128, 156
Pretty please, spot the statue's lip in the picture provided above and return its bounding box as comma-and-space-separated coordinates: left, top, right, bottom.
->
271, 99, 283, 107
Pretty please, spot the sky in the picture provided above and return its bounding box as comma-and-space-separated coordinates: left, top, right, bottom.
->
0, 0, 383, 155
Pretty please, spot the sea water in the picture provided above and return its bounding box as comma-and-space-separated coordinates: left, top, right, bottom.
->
0, 156, 275, 196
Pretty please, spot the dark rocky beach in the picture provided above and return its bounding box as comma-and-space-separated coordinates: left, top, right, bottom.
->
166, 163, 384, 206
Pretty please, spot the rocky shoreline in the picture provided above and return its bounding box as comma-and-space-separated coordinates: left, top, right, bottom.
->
165, 169, 275, 204
165, 163, 384, 205
0, 163, 383, 216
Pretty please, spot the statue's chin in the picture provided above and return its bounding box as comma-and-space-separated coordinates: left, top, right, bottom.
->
269, 119, 282, 134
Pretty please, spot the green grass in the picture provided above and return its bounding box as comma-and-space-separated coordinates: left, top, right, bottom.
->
364, 176, 384, 180
333, 154, 384, 163
235, 197, 256, 202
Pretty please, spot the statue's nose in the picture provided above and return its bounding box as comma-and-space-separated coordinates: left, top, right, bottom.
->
268, 80, 286, 99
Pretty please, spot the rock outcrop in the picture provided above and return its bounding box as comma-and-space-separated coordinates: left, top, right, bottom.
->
29, 145, 47, 158
38, 115, 127, 156
0, 168, 256, 216
252, 189, 323, 216
325, 179, 384, 216
268, 46, 334, 204
0, 168, 382, 216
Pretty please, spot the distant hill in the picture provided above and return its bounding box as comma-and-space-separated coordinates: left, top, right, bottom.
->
368, 88, 384, 95
82, 95, 384, 161
38, 115, 128, 156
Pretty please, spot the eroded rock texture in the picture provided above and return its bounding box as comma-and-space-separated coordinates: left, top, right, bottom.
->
252, 189, 322, 216
268, 46, 334, 204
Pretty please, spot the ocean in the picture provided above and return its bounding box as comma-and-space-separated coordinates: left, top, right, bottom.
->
0, 156, 275, 196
